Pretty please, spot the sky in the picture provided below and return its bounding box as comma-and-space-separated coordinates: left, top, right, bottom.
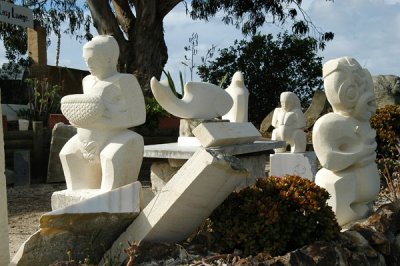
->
1, 0, 400, 85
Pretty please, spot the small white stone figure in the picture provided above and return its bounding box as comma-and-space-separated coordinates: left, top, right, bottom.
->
60, 35, 146, 191
271, 92, 306, 153
222, 71, 249, 123
313, 56, 380, 226
150, 77, 233, 119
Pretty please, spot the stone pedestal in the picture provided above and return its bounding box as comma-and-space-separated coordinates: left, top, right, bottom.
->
269, 152, 317, 181
51, 189, 105, 211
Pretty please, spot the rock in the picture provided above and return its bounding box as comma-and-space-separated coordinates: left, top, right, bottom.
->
135, 242, 181, 264
11, 182, 142, 266
10, 213, 136, 266
373, 75, 400, 108
46, 123, 76, 183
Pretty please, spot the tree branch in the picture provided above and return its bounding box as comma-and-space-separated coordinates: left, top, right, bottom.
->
158, 0, 183, 18
111, 0, 136, 34
86, 0, 127, 44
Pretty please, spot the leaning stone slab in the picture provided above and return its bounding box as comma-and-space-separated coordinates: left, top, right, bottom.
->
102, 148, 248, 264
192, 122, 261, 148
10, 182, 142, 266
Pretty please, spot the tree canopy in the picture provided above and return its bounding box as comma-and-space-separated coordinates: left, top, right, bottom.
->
0, 0, 332, 95
198, 33, 324, 127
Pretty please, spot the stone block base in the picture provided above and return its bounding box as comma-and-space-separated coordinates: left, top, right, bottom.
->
270, 152, 317, 181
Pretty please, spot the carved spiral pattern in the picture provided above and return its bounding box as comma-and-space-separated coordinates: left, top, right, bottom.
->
61, 94, 105, 126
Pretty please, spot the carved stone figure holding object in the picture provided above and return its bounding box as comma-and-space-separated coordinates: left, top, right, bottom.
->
313, 56, 380, 226
60, 35, 146, 191
271, 91, 306, 153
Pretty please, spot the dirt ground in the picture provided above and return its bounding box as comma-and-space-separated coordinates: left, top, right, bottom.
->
7, 183, 66, 259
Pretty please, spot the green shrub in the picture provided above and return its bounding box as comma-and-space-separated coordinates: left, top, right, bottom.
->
208, 175, 340, 256
370, 105, 400, 160
370, 105, 400, 181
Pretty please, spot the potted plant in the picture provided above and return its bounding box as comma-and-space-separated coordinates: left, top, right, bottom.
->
24, 78, 65, 128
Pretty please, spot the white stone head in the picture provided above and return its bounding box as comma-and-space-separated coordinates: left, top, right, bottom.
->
280, 91, 301, 112
83, 35, 119, 79
323, 57, 376, 121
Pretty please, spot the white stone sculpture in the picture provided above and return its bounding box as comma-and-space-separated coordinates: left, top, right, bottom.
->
271, 91, 306, 153
60, 35, 146, 191
313, 56, 380, 226
0, 93, 10, 265
150, 77, 233, 119
222, 71, 249, 122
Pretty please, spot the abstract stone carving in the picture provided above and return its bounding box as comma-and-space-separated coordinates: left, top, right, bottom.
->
313, 57, 380, 226
150, 77, 233, 119
60, 35, 146, 191
222, 71, 249, 122
271, 92, 306, 153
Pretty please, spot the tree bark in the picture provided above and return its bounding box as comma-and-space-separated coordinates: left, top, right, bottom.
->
86, 0, 182, 96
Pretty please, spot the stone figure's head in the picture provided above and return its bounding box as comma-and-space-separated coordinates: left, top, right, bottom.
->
323, 57, 376, 121
83, 35, 119, 79
280, 91, 301, 112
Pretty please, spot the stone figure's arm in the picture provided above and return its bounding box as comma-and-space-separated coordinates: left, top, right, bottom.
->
271, 108, 281, 128
313, 115, 366, 172
294, 109, 306, 129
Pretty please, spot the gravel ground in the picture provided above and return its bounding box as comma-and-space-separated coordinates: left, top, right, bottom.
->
7, 183, 66, 259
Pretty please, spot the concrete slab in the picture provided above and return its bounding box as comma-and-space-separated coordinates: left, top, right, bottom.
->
143, 140, 285, 159
192, 122, 261, 147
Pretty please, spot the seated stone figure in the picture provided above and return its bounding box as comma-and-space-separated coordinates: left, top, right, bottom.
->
313, 57, 380, 226
60, 35, 146, 191
271, 91, 306, 153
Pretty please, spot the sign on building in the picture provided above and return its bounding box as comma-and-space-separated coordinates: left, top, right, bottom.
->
0, 1, 33, 28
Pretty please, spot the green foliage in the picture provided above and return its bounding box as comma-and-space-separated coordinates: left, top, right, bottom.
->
25, 78, 62, 125
0, 1, 91, 66
143, 97, 170, 128
189, 0, 334, 49
198, 33, 323, 127
208, 175, 340, 256
162, 70, 184, 98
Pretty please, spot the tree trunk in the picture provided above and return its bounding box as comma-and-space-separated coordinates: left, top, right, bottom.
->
130, 1, 168, 96
86, 0, 179, 96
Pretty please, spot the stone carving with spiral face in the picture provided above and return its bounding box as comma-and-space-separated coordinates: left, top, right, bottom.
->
60, 35, 146, 191
313, 57, 380, 226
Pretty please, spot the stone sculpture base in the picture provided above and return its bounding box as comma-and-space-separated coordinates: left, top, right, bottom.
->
51, 189, 105, 210
269, 152, 317, 181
